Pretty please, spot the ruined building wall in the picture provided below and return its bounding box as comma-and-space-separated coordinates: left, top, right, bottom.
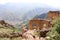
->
29, 20, 51, 30
29, 11, 60, 30
29, 20, 40, 30
47, 11, 60, 20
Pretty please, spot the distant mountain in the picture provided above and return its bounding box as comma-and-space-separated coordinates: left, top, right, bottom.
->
0, 3, 58, 25
22, 7, 57, 21
33, 13, 48, 19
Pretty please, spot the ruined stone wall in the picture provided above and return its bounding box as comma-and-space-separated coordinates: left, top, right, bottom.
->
29, 11, 60, 30
29, 20, 40, 30
47, 11, 60, 20
29, 20, 51, 30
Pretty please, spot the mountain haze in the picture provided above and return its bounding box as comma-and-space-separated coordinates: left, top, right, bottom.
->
0, 3, 58, 25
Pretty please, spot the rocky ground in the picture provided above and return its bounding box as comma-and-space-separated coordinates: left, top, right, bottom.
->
0, 27, 50, 40
0, 20, 50, 40
22, 29, 50, 40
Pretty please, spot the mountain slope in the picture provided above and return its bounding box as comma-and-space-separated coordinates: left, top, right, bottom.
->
0, 3, 58, 24
22, 7, 56, 21
33, 13, 48, 19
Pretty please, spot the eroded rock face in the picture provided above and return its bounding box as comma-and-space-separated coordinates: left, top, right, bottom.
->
22, 30, 34, 38
0, 20, 14, 28
22, 29, 40, 40
22, 29, 51, 40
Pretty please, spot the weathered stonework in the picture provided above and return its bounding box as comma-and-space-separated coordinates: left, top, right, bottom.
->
29, 11, 60, 30
47, 11, 60, 20
29, 11, 60, 37
29, 19, 52, 30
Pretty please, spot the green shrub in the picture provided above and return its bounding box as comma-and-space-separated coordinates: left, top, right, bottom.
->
47, 19, 60, 40
34, 30, 40, 37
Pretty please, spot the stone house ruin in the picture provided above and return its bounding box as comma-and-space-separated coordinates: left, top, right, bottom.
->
29, 19, 52, 30
29, 11, 60, 37
29, 11, 60, 30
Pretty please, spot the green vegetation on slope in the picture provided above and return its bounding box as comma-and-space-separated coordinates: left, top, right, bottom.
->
0, 24, 22, 40
47, 19, 60, 40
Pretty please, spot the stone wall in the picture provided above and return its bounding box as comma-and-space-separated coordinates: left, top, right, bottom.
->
29, 11, 60, 30
29, 19, 52, 30
47, 11, 60, 20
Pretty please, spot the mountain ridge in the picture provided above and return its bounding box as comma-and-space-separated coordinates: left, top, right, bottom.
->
0, 3, 58, 25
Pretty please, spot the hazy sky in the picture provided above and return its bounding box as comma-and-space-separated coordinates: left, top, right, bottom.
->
0, 0, 60, 8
